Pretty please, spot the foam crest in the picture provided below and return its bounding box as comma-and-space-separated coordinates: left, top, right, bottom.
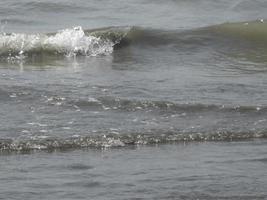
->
43, 26, 114, 57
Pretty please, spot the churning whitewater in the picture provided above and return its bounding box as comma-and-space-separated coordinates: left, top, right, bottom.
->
0, 26, 114, 60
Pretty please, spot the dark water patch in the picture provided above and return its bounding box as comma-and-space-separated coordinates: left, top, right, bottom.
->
63, 181, 101, 188
242, 157, 267, 163
0, 88, 13, 101
18, 2, 88, 13
67, 163, 94, 170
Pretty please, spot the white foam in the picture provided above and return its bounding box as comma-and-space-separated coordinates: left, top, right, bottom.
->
0, 26, 114, 59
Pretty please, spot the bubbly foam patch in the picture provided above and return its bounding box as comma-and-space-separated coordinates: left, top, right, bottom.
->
0, 26, 114, 60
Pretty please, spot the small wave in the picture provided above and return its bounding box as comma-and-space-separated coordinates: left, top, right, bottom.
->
1, 130, 267, 152
68, 96, 267, 114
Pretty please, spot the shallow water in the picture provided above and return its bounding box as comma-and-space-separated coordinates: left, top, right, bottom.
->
1, 141, 267, 200
1, 0, 267, 199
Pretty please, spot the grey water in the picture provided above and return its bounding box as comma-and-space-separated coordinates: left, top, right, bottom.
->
1, 0, 267, 199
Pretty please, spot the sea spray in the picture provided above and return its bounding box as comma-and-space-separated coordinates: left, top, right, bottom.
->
43, 26, 114, 57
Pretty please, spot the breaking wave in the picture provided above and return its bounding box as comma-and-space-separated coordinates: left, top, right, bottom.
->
1, 20, 267, 62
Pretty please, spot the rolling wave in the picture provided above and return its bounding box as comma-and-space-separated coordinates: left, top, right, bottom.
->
1, 20, 267, 61
209, 19, 267, 43
89, 20, 267, 47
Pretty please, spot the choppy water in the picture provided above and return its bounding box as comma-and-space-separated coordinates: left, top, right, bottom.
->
1, 0, 267, 199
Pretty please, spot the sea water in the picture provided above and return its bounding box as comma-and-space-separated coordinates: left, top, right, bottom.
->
1, 0, 267, 199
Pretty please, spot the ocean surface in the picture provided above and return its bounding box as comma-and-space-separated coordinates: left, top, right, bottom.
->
1, 0, 267, 199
